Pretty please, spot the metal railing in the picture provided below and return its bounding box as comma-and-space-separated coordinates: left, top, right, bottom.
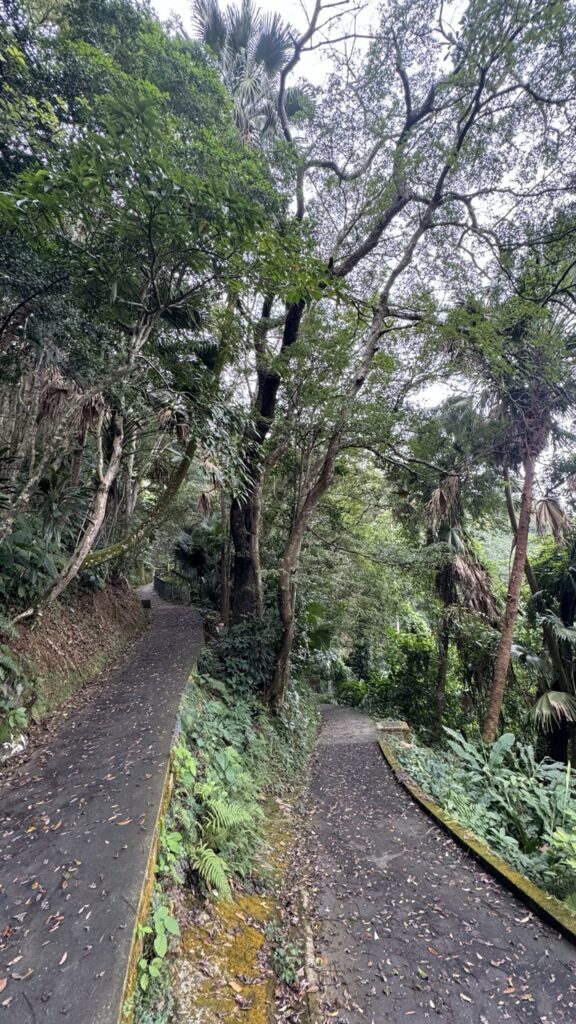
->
153, 568, 191, 605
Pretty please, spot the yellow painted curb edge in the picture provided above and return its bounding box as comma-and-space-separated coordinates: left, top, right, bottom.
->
378, 738, 576, 945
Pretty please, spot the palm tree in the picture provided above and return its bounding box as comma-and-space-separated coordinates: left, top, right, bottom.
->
426, 474, 499, 739
445, 303, 576, 742
192, 0, 295, 143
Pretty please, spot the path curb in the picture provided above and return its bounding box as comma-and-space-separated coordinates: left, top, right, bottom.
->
379, 739, 576, 945
119, 758, 175, 1023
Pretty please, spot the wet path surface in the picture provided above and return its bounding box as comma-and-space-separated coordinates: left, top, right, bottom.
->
307, 706, 576, 1023
0, 588, 202, 1023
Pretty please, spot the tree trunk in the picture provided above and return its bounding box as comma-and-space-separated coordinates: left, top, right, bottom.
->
82, 436, 197, 568
268, 434, 342, 704
44, 414, 124, 604
435, 613, 450, 742
504, 464, 572, 732
229, 299, 305, 619
482, 453, 535, 743
220, 491, 231, 626
230, 491, 258, 620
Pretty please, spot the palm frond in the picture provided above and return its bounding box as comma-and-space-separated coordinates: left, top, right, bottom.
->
191, 0, 228, 52
530, 690, 576, 732
452, 554, 499, 620
535, 496, 571, 545
253, 12, 292, 75
425, 473, 460, 530
226, 0, 256, 54
540, 610, 576, 645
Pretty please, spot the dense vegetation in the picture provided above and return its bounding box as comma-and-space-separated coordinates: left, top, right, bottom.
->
391, 729, 576, 909
132, 664, 319, 1022
4, 0, 576, 891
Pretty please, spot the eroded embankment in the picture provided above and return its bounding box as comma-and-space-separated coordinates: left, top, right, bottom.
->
8, 582, 148, 729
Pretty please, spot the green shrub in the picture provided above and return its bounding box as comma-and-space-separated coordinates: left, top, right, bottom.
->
197, 615, 280, 695
392, 729, 576, 904
335, 676, 367, 706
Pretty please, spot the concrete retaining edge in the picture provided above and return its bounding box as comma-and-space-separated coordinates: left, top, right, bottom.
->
118, 671, 196, 1024
378, 738, 576, 945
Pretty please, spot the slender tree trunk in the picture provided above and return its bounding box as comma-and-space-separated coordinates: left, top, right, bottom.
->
268, 434, 341, 704
70, 426, 87, 487
503, 464, 571, 693
219, 491, 231, 626
230, 492, 258, 620
44, 414, 124, 604
83, 436, 197, 568
482, 453, 535, 743
435, 613, 450, 742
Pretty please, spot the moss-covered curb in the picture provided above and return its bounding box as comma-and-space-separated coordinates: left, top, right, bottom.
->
119, 754, 176, 1023
379, 739, 576, 945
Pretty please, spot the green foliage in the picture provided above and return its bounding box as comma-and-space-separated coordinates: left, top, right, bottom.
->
335, 676, 367, 707
133, 637, 318, 1021
393, 732, 576, 904
0, 643, 29, 742
197, 615, 280, 694
136, 897, 180, 996
190, 844, 231, 900
265, 921, 304, 984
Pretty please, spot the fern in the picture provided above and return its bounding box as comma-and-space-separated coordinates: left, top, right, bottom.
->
204, 798, 251, 833
191, 843, 231, 899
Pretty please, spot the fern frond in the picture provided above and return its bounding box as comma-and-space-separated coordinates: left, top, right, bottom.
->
204, 797, 251, 832
191, 843, 231, 899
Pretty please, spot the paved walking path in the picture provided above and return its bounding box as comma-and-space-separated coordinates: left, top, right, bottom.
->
307, 706, 576, 1023
0, 588, 202, 1023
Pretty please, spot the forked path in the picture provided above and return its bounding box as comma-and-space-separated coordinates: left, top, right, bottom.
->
307, 706, 576, 1023
0, 588, 202, 1023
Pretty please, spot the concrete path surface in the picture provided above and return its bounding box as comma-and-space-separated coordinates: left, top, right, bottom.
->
0, 588, 202, 1023
307, 705, 576, 1023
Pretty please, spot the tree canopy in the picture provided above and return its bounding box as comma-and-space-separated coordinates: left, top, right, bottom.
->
3, 0, 576, 759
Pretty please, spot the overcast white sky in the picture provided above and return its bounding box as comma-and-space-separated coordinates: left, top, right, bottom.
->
152, 0, 375, 83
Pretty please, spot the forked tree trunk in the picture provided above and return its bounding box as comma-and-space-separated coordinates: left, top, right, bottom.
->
268, 434, 341, 705
229, 299, 305, 621
83, 436, 197, 569
482, 453, 535, 743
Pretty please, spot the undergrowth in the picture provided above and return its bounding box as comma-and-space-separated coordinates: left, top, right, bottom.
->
130, 667, 319, 1024
391, 729, 576, 908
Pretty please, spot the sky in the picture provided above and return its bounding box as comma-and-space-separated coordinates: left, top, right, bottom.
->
152, 0, 375, 84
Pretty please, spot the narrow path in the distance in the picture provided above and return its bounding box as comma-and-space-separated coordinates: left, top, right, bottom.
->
306, 705, 576, 1023
1, 587, 202, 1023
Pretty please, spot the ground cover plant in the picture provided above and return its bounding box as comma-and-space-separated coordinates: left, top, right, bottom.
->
130, 654, 319, 1023
391, 729, 576, 908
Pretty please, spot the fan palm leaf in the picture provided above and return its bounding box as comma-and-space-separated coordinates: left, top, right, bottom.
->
535, 496, 571, 545
529, 690, 576, 732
